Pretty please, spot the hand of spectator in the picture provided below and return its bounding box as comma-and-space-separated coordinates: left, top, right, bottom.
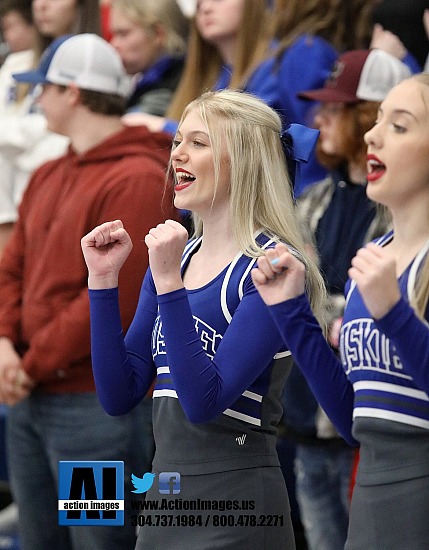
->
0, 338, 34, 405
370, 24, 407, 60
144, 220, 188, 295
252, 243, 306, 306
122, 112, 166, 133
81, 220, 133, 289
328, 317, 343, 349
348, 242, 401, 320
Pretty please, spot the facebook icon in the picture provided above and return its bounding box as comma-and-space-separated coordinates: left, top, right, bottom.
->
159, 472, 181, 494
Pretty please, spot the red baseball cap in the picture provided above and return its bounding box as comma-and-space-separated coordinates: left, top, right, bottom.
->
298, 49, 411, 104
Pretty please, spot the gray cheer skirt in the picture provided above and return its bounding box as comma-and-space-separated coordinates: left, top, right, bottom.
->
345, 475, 429, 550
135, 466, 295, 549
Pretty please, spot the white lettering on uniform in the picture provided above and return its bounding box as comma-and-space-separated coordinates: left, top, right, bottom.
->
341, 319, 407, 378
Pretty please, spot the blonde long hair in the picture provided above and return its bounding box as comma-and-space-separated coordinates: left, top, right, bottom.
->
173, 89, 327, 322
167, 0, 271, 121
409, 73, 429, 319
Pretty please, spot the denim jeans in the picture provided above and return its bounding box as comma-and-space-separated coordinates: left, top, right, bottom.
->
6, 393, 154, 550
294, 443, 355, 550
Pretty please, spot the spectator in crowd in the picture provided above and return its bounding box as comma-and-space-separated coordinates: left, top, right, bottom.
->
0, 0, 35, 56
110, 0, 189, 115
123, 0, 273, 135
252, 0, 341, 194
0, 33, 176, 550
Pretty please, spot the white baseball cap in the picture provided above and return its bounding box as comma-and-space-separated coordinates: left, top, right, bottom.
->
13, 33, 131, 98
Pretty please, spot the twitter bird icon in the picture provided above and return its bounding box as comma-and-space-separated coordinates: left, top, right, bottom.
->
131, 472, 156, 494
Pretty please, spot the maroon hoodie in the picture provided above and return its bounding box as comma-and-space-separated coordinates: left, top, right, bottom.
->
0, 124, 176, 393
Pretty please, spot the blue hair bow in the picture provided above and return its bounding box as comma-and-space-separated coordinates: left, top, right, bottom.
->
280, 123, 320, 191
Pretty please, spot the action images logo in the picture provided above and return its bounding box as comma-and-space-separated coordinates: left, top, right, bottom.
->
58, 461, 124, 526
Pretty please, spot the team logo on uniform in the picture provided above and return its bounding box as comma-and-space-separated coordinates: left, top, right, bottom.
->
153, 315, 222, 360
341, 320, 406, 377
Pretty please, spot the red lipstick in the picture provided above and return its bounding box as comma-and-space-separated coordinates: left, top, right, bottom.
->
366, 154, 386, 182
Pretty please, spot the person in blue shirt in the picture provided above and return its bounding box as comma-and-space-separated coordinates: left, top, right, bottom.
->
81, 89, 326, 549
252, 73, 429, 550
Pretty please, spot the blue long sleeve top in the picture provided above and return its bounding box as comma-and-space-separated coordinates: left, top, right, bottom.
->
268, 233, 429, 454
89, 234, 294, 474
